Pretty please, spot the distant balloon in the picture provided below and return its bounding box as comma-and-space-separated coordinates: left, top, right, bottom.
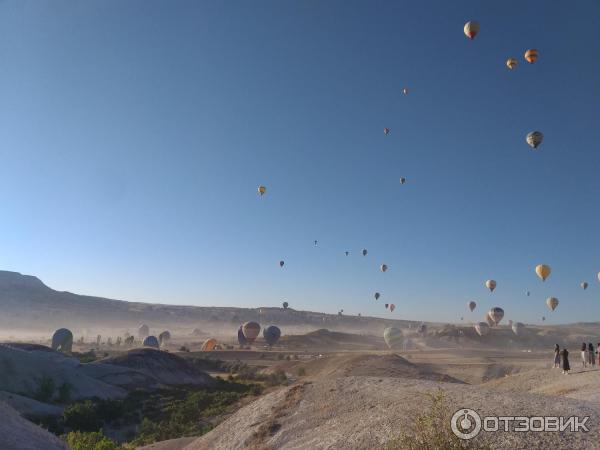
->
158, 331, 171, 346
468, 301, 476, 312
384, 128, 391, 135
51, 328, 73, 353
475, 322, 490, 336
362, 249, 368, 256
385, 303, 389, 309
282, 301, 289, 309
526, 290, 530, 297
237, 326, 247, 346
506, 58, 517, 70
463, 21, 480, 40
314, 240, 318, 246
402, 88, 409, 95
258, 186, 266, 196
535, 264, 551, 281
279, 260, 285, 268
488, 307, 504, 325
581, 282, 588, 290
263, 325, 281, 346
597, 272, 600, 282
345, 251, 349, 256
399, 177, 406, 185
381, 264, 388, 273
526, 131, 544, 149
542, 316, 546, 321
143, 336, 159, 349
138, 324, 150, 339
201, 338, 218, 351
485, 314, 495, 327
417, 323, 427, 335
374, 292, 380, 300
524, 49, 539, 63
546, 297, 559, 311
242, 321, 261, 343
512, 322, 525, 336
485, 280, 497, 292
383, 327, 403, 350
389, 304, 396, 312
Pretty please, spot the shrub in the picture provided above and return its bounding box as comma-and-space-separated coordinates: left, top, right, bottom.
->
64, 430, 124, 450
63, 400, 102, 432
58, 382, 72, 403
36, 376, 55, 402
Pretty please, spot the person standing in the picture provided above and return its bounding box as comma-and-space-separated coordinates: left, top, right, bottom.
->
589, 343, 595, 367
561, 348, 570, 374
553, 344, 560, 368
597, 343, 600, 366
581, 342, 588, 368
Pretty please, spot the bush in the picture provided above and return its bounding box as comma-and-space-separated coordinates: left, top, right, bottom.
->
64, 430, 124, 450
384, 389, 488, 450
63, 400, 102, 432
36, 376, 55, 402
58, 382, 72, 403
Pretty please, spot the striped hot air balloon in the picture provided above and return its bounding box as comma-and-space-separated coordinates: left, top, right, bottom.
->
524, 49, 539, 63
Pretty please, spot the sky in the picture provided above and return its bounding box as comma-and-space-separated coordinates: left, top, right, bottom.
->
1, 0, 599, 323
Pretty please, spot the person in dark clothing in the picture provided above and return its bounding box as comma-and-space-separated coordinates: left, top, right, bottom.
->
561, 348, 570, 374
589, 343, 595, 366
554, 344, 560, 368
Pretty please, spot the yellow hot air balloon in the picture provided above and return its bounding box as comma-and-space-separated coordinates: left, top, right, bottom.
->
524, 49, 538, 63
535, 264, 551, 281
201, 338, 218, 351
506, 58, 517, 70
258, 186, 266, 196
546, 297, 559, 311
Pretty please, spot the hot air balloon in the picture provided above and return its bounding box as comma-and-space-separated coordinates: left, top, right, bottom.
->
417, 323, 427, 335
383, 327, 403, 349
463, 21, 480, 40
258, 186, 266, 196
390, 304, 396, 312
535, 264, 551, 281
381, 264, 388, 272
526, 290, 531, 297
488, 307, 504, 325
506, 58, 517, 70
546, 297, 559, 311
158, 331, 171, 346
512, 322, 525, 336
282, 301, 289, 309
362, 249, 368, 256
314, 240, 318, 246
143, 336, 160, 349
542, 316, 546, 321
468, 301, 476, 312
524, 49, 538, 63
485, 314, 495, 327
526, 131, 544, 149
402, 88, 409, 95
201, 338, 218, 351
475, 322, 490, 336
374, 292, 380, 300
345, 251, 349, 256
384, 128, 391, 135
138, 324, 150, 339
279, 260, 285, 268
242, 321, 261, 343
485, 280, 497, 292
237, 326, 248, 346
597, 272, 600, 282
51, 328, 73, 353
263, 325, 281, 346
581, 282, 588, 290
399, 177, 406, 185
385, 303, 389, 309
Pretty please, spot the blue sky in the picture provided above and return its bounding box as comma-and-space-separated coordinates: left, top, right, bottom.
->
1, 1, 599, 323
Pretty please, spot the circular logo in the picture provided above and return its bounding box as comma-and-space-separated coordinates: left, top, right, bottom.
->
451, 408, 481, 440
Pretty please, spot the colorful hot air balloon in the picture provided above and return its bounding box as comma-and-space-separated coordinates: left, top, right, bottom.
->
399, 177, 406, 185
475, 322, 489, 336
546, 297, 559, 311
581, 282, 588, 290
279, 260, 285, 268
485, 280, 497, 292
524, 49, 539, 63
463, 21, 480, 40
242, 322, 261, 343
385, 303, 389, 309
535, 264, 551, 281
488, 307, 504, 325
362, 249, 368, 256
384, 128, 391, 135
263, 325, 281, 346
512, 322, 525, 336
258, 186, 266, 196
201, 338, 218, 351
526, 131, 544, 149
506, 58, 517, 70
383, 327, 403, 349
390, 304, 396, 312
381, 264, 388, 272
597, 272, 600, 282
282, 301, 289, 309
374, 292, 380, 300
468, 301, 476, 312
